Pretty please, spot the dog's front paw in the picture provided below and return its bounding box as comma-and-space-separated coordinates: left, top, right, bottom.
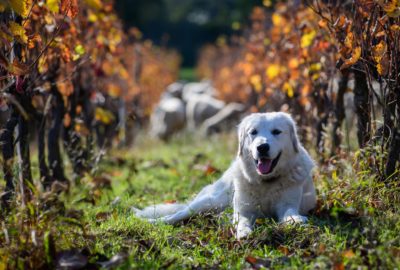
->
236, 227, 252, 240
236, 225, 253, 240
281, 214, 308, 224
147, 218, 158, 224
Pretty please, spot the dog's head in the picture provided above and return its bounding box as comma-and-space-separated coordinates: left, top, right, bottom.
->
237, 112, 300, 181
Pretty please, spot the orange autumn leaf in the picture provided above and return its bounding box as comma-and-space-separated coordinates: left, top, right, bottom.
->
8, 59, 30, 76
340, 46, 361, 70
63, 113, 71, 127
60, 0, 78, 18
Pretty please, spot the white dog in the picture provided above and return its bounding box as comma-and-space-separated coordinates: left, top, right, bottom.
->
134, 112, 316, 239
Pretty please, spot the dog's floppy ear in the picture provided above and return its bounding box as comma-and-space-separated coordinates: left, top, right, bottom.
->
237, 121, 246, 156
287, 115, 299, 153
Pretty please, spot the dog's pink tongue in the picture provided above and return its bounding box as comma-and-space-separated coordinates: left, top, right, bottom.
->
257, 159, 272, 174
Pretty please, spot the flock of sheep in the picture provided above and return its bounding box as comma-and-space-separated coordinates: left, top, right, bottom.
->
150, 81, 246, 140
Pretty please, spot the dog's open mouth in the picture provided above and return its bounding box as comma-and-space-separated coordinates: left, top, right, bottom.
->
255, 152, 281, 175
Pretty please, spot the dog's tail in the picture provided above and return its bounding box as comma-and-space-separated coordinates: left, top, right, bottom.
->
132, 203, 187, 219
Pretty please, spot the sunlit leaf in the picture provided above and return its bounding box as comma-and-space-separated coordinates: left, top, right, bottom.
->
9, 0, 31, 17
107, 83, 121, 98
8, 59, 29, 76
387, 8, 400, 17
340, 46, 361, 70
310, 63, 322, 72
300, 30, 316, 48
283, 82, 294, 98
272, 13, 284, 27
390, 24, 400, 31
28, 34, 41, 49
84, 0, 102, 10
250, 74, 262, 93
63, 113, 71, 127
344, 32, 354, 49
9, 21, 28, 44
95, 107, 115, 125
377, 0, 397, 13
74, 44, 85, 55
318, 19, 328, 29
47, 0, 60, 13
288, 58, 299, 69
60, 0, 78, 18
61, 46, 71, 62
266, 64, 280, 80
372, 40, 387, 63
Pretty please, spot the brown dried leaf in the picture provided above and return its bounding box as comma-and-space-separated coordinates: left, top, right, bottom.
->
8, 59, 30, 76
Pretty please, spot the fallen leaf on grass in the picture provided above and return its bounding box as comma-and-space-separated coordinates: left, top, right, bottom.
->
333, 262, 345, 270
278, 245, 290, 256
193, 163, 220, 176
343, 249, 355, 258
92, 175, 112, 189
245, 256, 271, 269
96, 211, 112, 222
164, 199, 177, 204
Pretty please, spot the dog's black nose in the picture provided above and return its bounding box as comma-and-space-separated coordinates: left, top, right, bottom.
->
257, 143, 270, 155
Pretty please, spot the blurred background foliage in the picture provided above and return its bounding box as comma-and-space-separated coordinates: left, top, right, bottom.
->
115, 0, 267, 66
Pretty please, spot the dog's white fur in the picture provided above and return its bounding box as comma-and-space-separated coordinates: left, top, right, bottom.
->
134, 112, 316, 239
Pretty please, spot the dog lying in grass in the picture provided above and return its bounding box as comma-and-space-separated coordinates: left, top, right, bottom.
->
134, 112, 316, 239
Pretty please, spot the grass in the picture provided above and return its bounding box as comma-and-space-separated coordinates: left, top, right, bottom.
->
0, 132, 399, 269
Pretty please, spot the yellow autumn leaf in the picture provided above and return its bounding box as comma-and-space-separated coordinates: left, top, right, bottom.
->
84, 0, 102, 10
283, 82, 294, 98
310, 63, 322, 72
388, 7, 400, 18
344, 32, 354, 49
47, 0, 60, 13
9, 0, 31, 17
266, 64, 281, 80
107, 83, 121, 98
318, 19, 328, 29
372, 40, 387, 63
250, 74, 262, 93
272, 13, 284, 27
288, 58, 299, 69
95, 107, 115, 125
390, 24, 400, 31
300, 30, 316, 48
340, 46, 361, 70
378, 0, 397, 13
87, 10, 98, 22
9, 21, 28, 44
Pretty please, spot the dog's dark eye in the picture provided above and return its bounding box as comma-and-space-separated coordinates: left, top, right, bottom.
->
271, 129, 282, 135
249, 129, 258, 135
